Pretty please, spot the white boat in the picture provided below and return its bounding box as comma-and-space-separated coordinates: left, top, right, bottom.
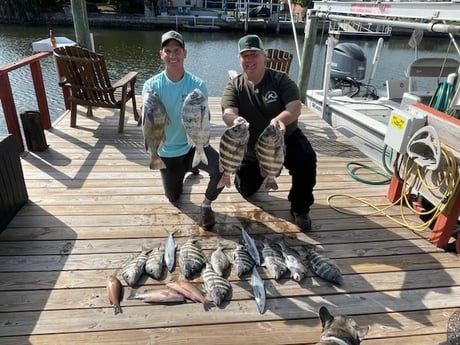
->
304, 1, 460, 167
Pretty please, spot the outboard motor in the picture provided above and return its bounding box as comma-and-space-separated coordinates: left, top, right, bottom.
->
330, 43, 367, 96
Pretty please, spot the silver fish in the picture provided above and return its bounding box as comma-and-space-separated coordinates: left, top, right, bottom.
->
255, 123, 285, 191
303, 245, 343, 285
164, 230, 177, 273
250, 266, 266, 314
202, 263, 232, 306
142, 89, 169, 170
277, 240, 309, 282
121, 250, 150, 287
127, 287, 185, 304
240, 226, 261, 266
218, 121, 250, 188
181, 88, 210, 167
144, 245, 165, 280
179, 238, 207, 279
232, 244, 255, 278
210, 244, 231, 277
262, 239, 288, 280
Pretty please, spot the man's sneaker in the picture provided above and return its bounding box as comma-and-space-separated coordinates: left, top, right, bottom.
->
291, 211, 312, 232
200, 206, 215, 230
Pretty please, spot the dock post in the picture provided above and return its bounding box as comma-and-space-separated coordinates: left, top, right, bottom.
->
297, 11, 318, 104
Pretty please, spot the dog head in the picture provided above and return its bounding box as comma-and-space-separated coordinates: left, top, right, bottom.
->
318, 306, 369, 345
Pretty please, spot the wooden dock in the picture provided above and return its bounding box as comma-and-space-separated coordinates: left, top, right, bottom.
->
1, 97, 459, 344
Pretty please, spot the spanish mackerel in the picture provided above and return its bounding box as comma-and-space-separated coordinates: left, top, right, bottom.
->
250, 266, 266, 314
240, 226, 261, 266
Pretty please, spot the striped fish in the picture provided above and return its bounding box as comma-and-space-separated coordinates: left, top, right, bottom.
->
181, 88, 210, 167
202, 263, 232, 306
179, 238, 207, 279
144, 245, 165, 280
277, 239, 309, 282
261, 239, 288, 280
303, 245, 343, 285
232, 244, 255, 278
142, 89, 169, 170
240, 226, 261, 266
210, 243, 231, 277
217, 121, 250, 188
250, 266, 266, 314
121, 250, 150, 287
164, 230, 177, 273
255, 124, 285, 191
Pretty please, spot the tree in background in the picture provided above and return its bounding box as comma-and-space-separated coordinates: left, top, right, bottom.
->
0, 0, 64, 18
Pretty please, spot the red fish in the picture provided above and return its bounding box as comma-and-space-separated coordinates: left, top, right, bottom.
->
166, 280, 215, 311
127, 287, 186, 304
107, 275, 123, 315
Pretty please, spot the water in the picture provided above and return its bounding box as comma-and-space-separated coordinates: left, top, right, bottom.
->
0, 24, 457, 135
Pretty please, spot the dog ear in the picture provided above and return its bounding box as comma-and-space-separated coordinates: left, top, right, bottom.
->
357, 325, 370, 341
318, 306, 334, 328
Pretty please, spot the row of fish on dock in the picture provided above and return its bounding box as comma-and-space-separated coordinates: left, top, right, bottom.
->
107, 226, 343, 316
142, 88, 285, 191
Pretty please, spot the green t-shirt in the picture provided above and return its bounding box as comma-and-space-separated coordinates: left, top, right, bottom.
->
221, 69, 300, 160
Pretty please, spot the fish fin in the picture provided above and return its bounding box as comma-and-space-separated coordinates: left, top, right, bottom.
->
217, 175, 231, 189
127, 289, 137, 300
203, 300, 215, 312
264, 178, 279, 191
192, 147, 208, 167
114, 305, 122, 315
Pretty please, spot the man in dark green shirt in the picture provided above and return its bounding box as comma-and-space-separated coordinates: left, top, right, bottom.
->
221, 34, 317, 232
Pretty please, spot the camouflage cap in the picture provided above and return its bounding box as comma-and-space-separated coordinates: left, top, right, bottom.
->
161, 30, 185, 48
238, 34, 264, 54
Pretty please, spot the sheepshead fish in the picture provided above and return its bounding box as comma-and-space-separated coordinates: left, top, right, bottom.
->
277, 240, 309, 282
240, 226, 261, 266
302, 245, 343, 285
164, 230, 177, 273
121, 250, 150, 286
142, 89, 169, 170
262, 239, 288, 280
255, 124, 285, 191
231, 244, 255, 278
202, 263, 232, 306
218, 121, 250, 188
250, 266, 266, 314
181, 88, 210, 167
166, 280, 214, 311
127, 288, 185, 304
107, 275, 123, 315
144, 245, 165, 280
210, 244, 231, 277
179, 238, 207, 279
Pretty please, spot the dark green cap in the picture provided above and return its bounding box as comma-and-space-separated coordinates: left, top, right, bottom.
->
238, 34, 264, 54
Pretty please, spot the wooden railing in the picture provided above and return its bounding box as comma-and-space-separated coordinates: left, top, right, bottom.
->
0, 52, 53, 152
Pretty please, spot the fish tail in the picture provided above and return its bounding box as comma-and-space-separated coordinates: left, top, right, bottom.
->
203, 300, 215, 312
264, 178, 279, 191
217, 175, 231, 189
192, 147, 208, 167
127, 289, 138, 300
150, 157, 166, 170
114, 305, 122, 315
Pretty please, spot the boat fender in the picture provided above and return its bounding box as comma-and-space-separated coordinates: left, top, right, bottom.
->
406, 125, 442, 171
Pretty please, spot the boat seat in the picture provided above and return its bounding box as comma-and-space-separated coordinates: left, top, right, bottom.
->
406, 57, 459, 92
53, 45, 139, 133
227, 48, 294, 79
